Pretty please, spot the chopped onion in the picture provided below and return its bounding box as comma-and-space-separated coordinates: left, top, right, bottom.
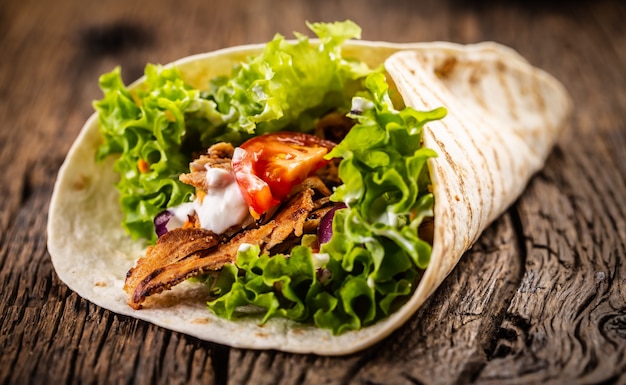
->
317, 203, 346, 245
154, 210, 173, 238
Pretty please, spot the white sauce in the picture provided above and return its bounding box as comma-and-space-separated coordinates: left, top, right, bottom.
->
193, 167, 250, 234
166, 167, 251, 235
166, 202, 194, 232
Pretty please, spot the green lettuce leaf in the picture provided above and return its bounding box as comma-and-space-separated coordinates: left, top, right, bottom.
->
95, 20, 368, 242
95, 65, 219, 241
207, 72, 446, 334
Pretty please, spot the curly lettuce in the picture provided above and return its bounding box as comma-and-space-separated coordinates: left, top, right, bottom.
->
207, 73, 446, 334
95, 20, 368, 242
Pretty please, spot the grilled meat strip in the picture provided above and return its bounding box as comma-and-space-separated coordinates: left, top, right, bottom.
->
125, 188, 316, 309
124, 228, 220, 309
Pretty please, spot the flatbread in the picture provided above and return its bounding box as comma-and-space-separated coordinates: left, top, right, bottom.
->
47, 40, 571, 355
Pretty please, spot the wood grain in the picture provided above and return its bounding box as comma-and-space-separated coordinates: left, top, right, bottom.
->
1, 0, 625, 384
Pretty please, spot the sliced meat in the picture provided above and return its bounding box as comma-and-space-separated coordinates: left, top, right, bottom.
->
302, 204, 336, 233
125, 189, 316, 309
264, 188, 314, 251
124, 228, 219, 309
127, 225, 275, 310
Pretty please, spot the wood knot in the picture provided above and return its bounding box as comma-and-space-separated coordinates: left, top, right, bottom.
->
489, 315, 532, 359
601, 314, 626, 341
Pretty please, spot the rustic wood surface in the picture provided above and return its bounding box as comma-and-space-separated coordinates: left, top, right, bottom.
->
1, 0, 625, 384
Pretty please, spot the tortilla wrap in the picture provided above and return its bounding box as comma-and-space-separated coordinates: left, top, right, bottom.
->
47, 40, 571, 355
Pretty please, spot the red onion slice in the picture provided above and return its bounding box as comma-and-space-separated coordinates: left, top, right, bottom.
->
154, 210, 174, 238
318, 203, 346, 245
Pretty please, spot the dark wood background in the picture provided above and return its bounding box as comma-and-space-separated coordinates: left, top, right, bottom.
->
1, 0, 625, 384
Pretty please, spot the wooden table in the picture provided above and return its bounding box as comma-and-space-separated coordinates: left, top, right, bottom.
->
2, 0, 625, 383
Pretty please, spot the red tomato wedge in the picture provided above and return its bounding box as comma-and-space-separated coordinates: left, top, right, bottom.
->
232, 132, 336, 218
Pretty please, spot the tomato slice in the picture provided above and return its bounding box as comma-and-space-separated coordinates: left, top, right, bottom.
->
232, 132, 336, 218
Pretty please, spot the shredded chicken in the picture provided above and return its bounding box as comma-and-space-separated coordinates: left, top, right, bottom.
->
179, 142, 235, 191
